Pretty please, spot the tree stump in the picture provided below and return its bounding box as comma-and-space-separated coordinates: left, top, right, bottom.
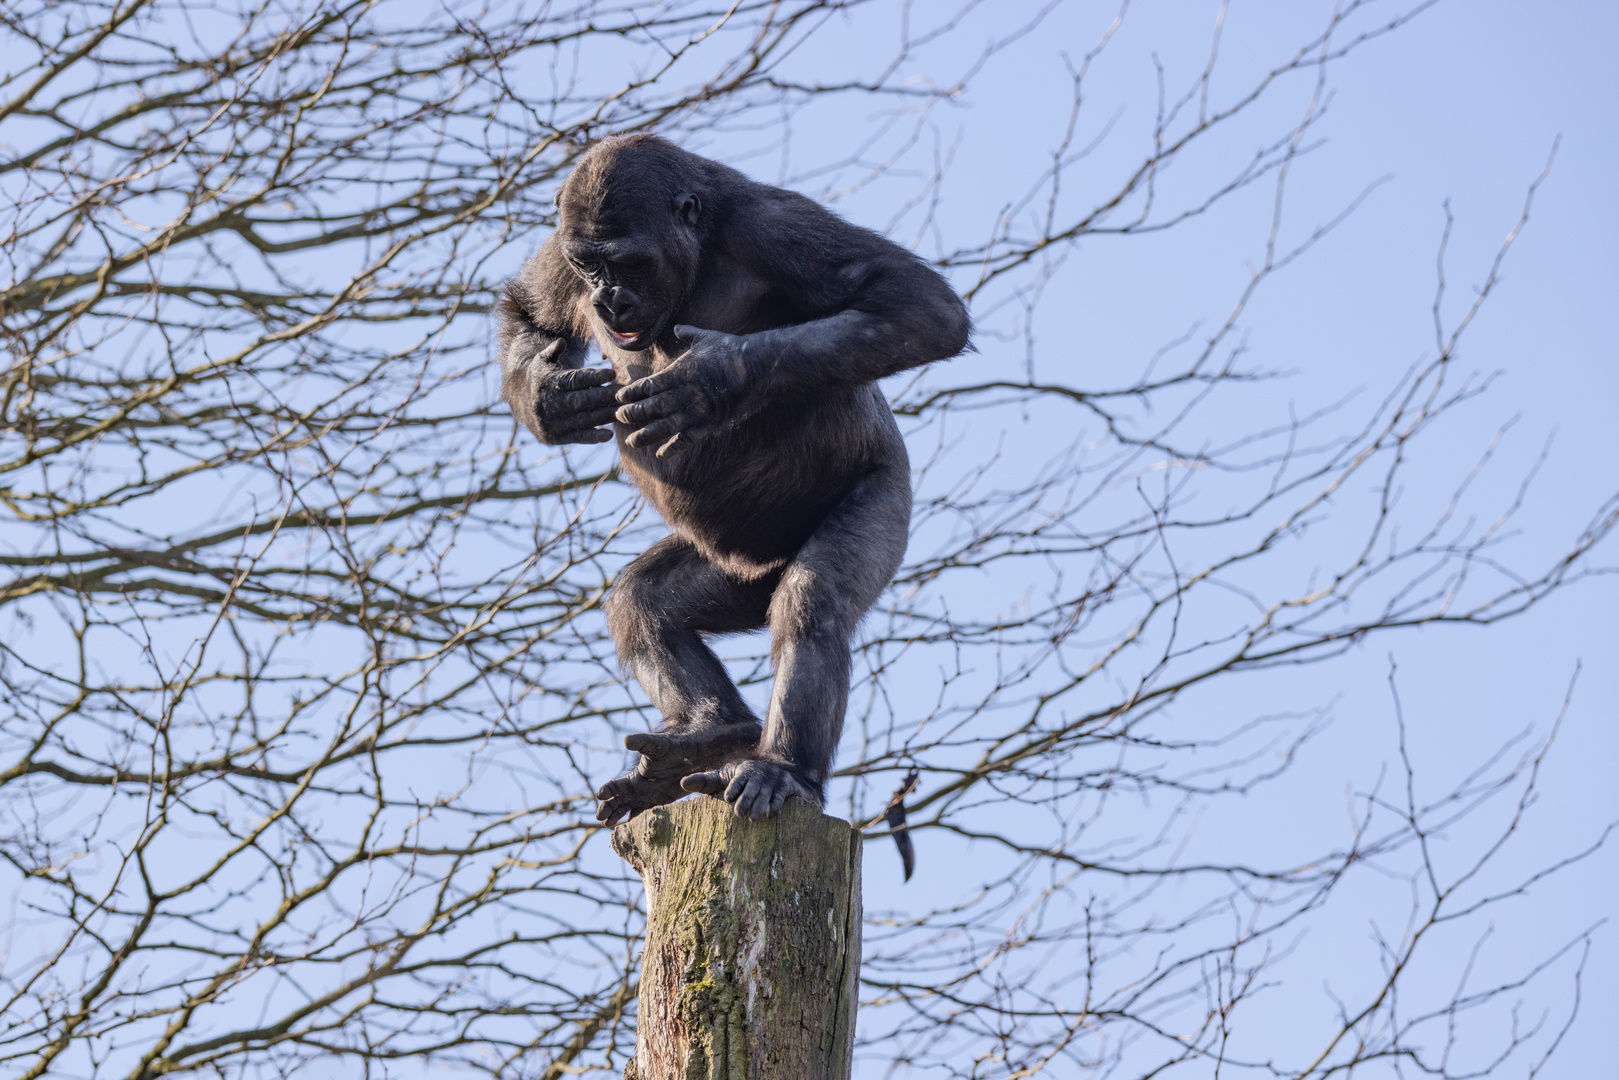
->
611, 796, 862, 1080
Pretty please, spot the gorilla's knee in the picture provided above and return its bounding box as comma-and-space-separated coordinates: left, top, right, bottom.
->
770, 563, 861, 643
604, 565, 665, 655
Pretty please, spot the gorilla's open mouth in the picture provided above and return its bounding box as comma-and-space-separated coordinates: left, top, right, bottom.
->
606, 327, 640, 345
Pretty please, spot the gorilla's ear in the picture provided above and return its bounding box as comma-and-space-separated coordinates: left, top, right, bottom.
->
676, 193, 701, 228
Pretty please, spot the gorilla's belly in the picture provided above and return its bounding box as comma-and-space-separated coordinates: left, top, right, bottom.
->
620, 385, 902, 577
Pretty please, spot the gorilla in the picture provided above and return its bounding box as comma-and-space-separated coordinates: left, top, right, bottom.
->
497, 135, 969, 825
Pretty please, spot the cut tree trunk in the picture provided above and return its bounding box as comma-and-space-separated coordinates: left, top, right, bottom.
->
611, 795, 863, 1080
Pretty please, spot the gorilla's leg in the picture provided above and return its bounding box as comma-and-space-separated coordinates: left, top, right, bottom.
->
596, 535, 774, 825
683, 467, 910, 819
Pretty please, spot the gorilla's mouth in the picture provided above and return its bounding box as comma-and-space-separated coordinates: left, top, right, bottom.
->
597, 310, 663, 351
604, 319, 662, 350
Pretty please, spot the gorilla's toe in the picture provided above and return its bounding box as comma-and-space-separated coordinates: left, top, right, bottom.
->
593, 768, 684, 825
680, 759, 820, 820
680, 770, 726, 797
595, 796, 627, 826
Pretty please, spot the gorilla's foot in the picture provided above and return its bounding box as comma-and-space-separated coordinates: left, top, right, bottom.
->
595, 722, 762, 826
680, 758, 822, 821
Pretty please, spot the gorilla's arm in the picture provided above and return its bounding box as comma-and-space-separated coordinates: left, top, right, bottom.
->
738, 190, 972, 388
498, 241, 619, 446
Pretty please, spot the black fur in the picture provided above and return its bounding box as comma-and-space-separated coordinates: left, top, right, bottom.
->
497, 135, 970, 823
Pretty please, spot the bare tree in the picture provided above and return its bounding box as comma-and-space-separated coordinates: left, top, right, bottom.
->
1, 1, 1611, 1078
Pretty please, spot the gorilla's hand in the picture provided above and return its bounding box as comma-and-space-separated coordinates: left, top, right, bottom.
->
680, 758, 822, 821
529, 340, 619, 445
594, 722, 762, 826
613, 325, 751, 458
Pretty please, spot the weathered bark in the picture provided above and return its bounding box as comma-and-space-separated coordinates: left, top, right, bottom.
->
612, 796, 862, 1080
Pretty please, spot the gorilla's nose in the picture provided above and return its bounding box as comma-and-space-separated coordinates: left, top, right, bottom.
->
592, 286, 636, 322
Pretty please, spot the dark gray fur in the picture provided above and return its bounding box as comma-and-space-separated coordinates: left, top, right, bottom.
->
496, 135, 970, 823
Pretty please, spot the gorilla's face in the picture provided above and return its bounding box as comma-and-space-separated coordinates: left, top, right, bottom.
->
558, 186, 701, 353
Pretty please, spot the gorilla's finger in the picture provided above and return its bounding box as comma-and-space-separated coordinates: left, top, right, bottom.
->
671, 324, 712, 345
615, 395, 678, 427
624, 416, 682, 449
569, 394, 623, 418
596, 797, 627, 825
553, 366, 616, 391
681, 771, 726, 796
655, 431, 691, 459
616, 368, 685, 404
556, 426, 614, 445
569, 406, 621, 430
536, 339, 566, 363
562, 384, 620, 409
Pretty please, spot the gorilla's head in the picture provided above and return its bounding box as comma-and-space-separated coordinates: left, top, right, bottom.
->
555, 136, 709, 352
